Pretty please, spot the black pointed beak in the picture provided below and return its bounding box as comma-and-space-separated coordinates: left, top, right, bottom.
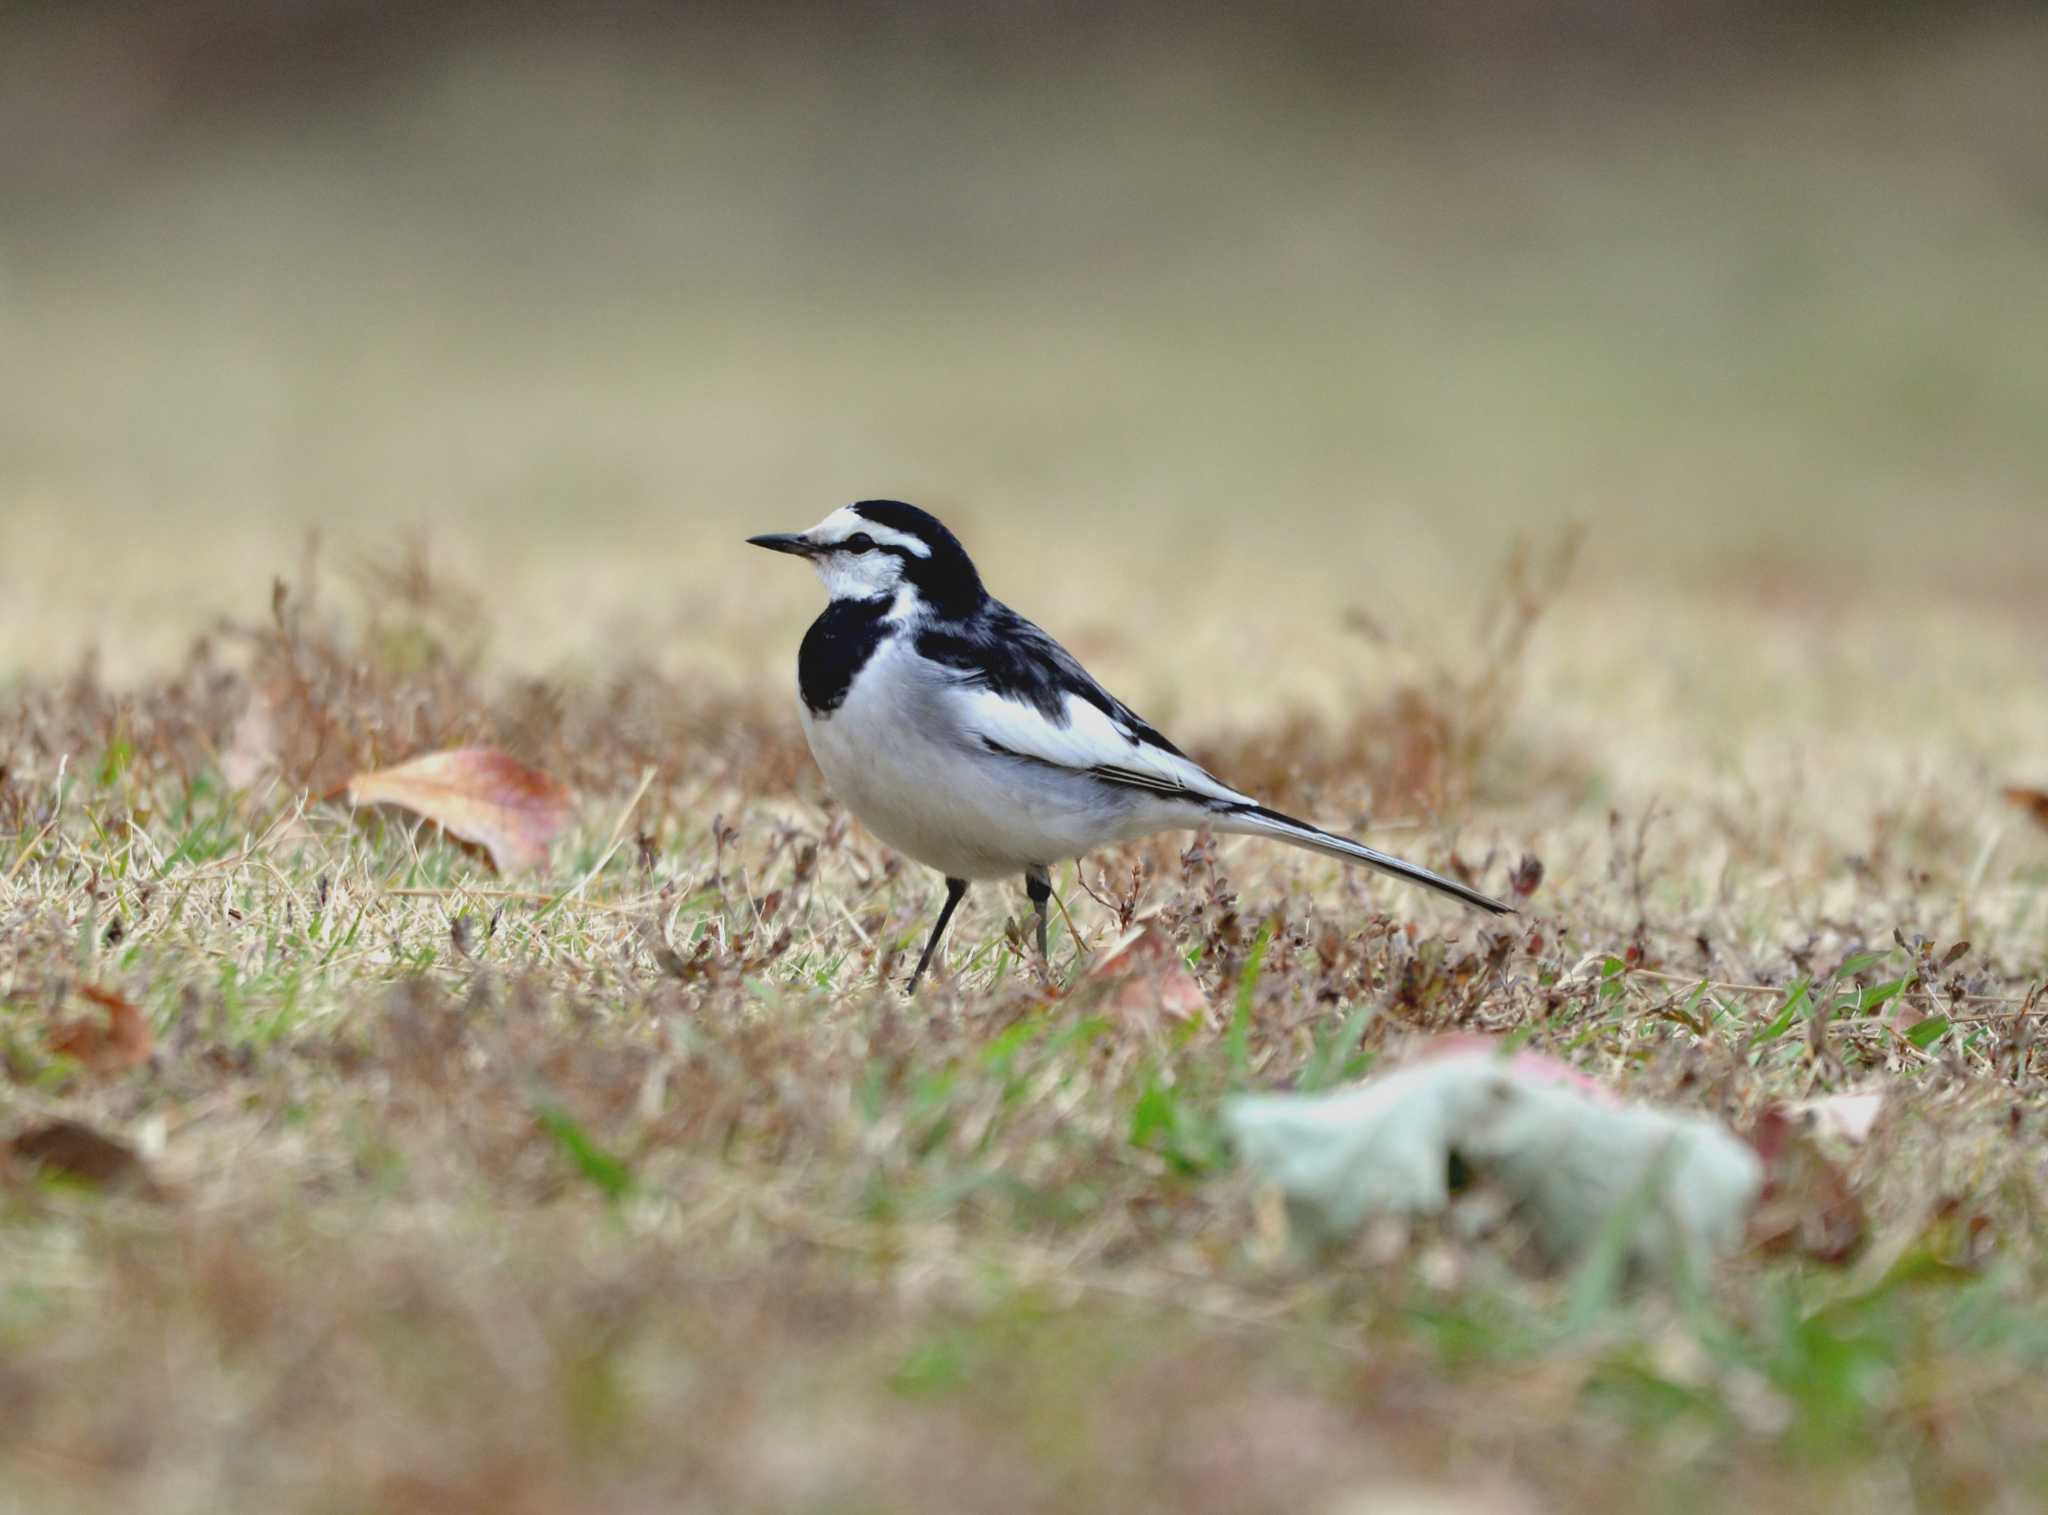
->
747, 532, 819, 558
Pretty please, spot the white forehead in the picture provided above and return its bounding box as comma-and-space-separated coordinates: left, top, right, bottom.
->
805, 506, 931, 557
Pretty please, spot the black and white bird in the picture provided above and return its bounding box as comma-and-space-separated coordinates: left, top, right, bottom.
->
750, 501, 1511, 991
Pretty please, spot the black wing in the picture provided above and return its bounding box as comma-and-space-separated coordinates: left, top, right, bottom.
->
914, 600, 1190, 758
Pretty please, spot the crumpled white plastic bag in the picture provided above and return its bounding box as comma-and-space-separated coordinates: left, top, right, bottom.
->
1223, 1048, 1764, 1274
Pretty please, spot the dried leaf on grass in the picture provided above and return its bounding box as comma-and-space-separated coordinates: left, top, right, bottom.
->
2005, 785, 2048, 829
1885, 996, 1932, 1041
1086, 921, 1210, 1030
7, 1118, 152, 1193
1224, 1043, 1763, 1275
1746, 1105, 1868, 1264
346, 747, 572, 872
47, 984, 155, 1073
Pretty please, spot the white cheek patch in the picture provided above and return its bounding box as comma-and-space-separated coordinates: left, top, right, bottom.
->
813, 551, 902, 601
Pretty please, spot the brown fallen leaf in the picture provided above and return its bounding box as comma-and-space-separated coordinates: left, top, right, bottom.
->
8, 1118, 151, 1192
48, 983, 155, 1074
346, 747, 572, 872
1746, 1104, 1867, 1264
1885, 996, 1930, 1040
1088, 921, 1209, 1031
2005, 785, 2048, 829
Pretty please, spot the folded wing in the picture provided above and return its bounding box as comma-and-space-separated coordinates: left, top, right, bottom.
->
918, 601, 1511, 914
954, 683, 1248, 808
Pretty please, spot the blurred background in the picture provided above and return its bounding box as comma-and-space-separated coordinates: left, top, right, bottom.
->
2, 0, 2044, 722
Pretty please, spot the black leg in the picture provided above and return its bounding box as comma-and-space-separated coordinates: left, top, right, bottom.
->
1024, 867, 1053, 965
907, 877, 969, 993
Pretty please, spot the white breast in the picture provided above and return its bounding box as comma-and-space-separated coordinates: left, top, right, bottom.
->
799, 637, 1159, 880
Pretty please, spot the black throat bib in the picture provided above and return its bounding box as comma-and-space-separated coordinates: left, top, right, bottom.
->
798, 597, 893, 716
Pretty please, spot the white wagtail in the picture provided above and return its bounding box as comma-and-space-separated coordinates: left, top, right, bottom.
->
750, 501, 1511, 990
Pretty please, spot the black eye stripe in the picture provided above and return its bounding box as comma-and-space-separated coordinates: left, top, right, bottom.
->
841, 535, 921, 562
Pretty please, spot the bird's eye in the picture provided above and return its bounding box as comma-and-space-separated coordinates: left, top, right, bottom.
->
844, 533, 876, 554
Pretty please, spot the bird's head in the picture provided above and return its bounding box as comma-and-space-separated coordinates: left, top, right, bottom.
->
748, 500, 985, 618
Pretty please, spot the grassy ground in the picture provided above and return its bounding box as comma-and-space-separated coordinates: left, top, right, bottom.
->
5, 11, 2048, 1512
3, 534, 2044, 1512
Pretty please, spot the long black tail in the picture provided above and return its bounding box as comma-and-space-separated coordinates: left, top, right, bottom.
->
1209, 803, 1513, 915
